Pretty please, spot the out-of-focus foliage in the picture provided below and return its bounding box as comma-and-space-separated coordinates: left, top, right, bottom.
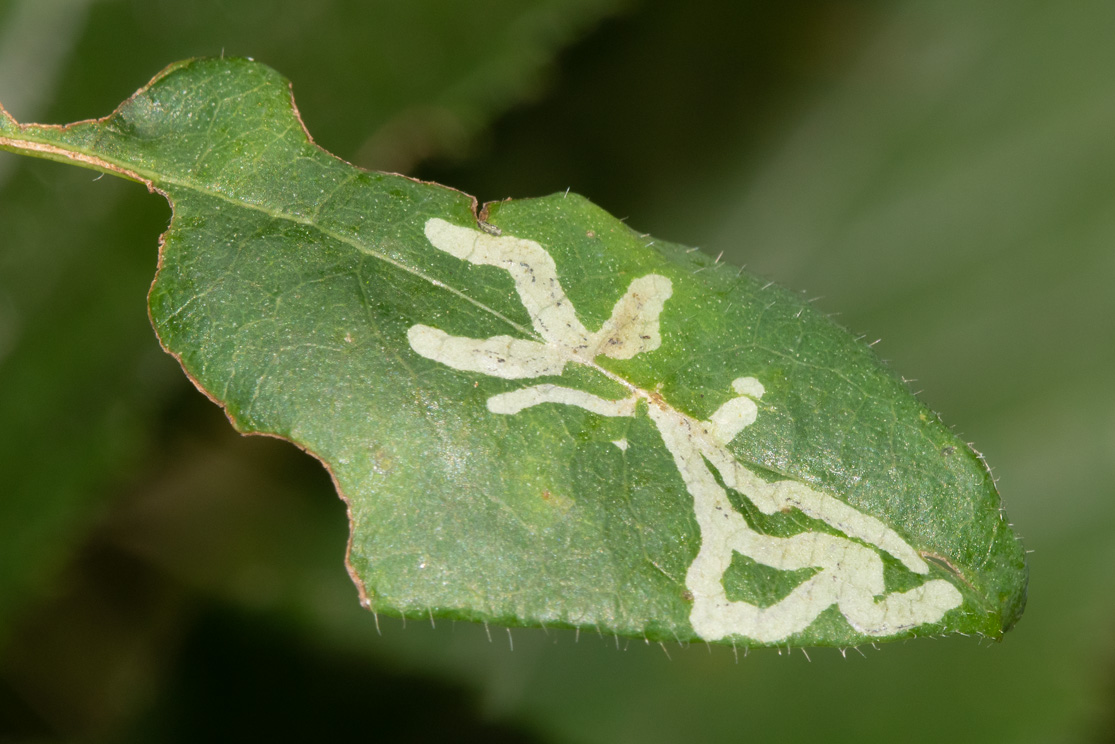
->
0, 1, 1111, 743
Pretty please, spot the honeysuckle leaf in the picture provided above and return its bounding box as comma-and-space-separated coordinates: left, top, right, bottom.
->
0, 58, 1026, 647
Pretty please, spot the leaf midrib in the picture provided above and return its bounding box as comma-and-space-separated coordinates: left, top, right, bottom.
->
0, 126, 810, 489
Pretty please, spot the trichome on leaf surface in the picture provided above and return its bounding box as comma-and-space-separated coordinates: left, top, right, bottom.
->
0, 57, 1027, 649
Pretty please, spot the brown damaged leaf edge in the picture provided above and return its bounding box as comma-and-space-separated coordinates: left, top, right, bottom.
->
0, 58, 486, 617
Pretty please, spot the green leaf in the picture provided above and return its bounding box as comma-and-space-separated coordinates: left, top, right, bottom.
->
0, 57, 1026, 647
0, 0, 622, 644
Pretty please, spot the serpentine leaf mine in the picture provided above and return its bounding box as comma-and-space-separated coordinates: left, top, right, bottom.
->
408, 218, 962, 643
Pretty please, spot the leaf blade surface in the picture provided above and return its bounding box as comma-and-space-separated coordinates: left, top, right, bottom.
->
0, 58, 1026, 646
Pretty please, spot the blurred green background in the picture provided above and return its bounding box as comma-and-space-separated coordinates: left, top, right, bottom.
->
1, 0, 1112, 741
